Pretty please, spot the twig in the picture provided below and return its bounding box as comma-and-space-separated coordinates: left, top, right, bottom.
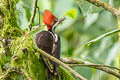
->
37, 48, 87, 80
0, 68, 21, 79
0, 68, 14, 79
85, 0, 120, 18
61, 58, 120, 78
85, 29, 120, 46
0, 68, 32, 80
20, 68, 32, 80
69, 64, 120, 71
69, 64, 120, 78
37, 6, 41, 27
61, 58, 120, 70
28, 0, 38, 30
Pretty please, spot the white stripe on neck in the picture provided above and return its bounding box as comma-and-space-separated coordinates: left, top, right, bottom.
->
49, 31, 58, 42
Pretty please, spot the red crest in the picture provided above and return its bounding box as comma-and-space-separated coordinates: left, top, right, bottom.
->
43, 10, 57, 30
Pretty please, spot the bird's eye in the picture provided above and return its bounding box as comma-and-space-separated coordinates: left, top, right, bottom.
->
52, 18, 58, 26
54, 18, 58, 23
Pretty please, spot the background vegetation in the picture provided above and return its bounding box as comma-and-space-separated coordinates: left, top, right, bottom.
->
0, 0, 120, 80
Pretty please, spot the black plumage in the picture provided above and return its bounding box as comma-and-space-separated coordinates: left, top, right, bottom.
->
35, 31, 54, 55
35, 30, 60, 79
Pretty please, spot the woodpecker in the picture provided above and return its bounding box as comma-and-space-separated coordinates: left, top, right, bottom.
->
35, 10, 62, 80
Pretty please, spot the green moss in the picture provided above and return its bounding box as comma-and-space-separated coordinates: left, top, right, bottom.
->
58, 66, 75, 80
1, 0, 23, 38
10, 36, 46, 80
0, 46, 11, 73
2, 0, 18, 26
1, 24, 23, 38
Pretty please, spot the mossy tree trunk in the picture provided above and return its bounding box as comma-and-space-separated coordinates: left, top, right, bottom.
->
0, 0, 75, 80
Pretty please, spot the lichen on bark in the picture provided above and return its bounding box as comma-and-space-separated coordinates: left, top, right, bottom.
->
10, 36, 46, 80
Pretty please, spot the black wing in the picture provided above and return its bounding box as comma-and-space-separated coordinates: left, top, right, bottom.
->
35, 31, 54, 72
35, 31, 53, 55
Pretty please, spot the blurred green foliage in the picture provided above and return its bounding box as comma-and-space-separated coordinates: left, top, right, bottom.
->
65, 9, 77, 19
15, 0, 120, 80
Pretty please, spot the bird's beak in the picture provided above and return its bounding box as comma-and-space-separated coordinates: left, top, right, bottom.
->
52, 17, 66, 31
53, 17, 66, 27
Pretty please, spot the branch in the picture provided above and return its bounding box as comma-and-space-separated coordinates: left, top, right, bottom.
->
69, 64, 120, 71
0, 68, 21, 79
0, 68, 14, 79
0, 68, 32, 80
85, 0, 120, 18
37, 48, 87, 80
61, 58, 120, 70
20, 68, 32, 80
61, 58, 120, 78
85, 29, 120, 46
36, 6, 41, 27
28, 0, 38, 30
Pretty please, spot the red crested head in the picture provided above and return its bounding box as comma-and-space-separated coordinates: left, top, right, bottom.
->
43, 10, 57, 30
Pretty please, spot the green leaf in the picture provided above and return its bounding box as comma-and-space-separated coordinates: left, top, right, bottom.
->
65, 9, 77, 19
